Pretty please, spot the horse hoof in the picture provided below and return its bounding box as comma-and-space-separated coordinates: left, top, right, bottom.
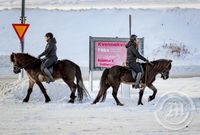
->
138, 102, 143, 105
68, 99, 74, 103
23, 99, 28, 103
45, 99, 51, 103
148, 96, 154, 102
148, 97, 151, 102
92, 102, 96, 105
117, 103, 124, 106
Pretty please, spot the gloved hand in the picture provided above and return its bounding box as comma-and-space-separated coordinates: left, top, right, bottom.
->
37, 55, 41, 59
146, 60, 154, 66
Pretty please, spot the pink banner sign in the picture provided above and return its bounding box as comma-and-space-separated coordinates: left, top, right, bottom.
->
95, 41, 127, 68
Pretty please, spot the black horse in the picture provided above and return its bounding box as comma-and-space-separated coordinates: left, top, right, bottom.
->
93, 59, 172, 105
10, 53, 89, 103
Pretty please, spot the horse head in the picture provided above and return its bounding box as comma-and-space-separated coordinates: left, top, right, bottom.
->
10, 52, 22, 74
10, 53, 37, 74
151, 59, 173, 80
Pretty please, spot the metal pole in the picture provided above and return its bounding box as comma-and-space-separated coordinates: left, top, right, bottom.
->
89, 70, 93, 92
89, 36, 93, 92
19, 0, 26, 79
20, 0, 25, 52
129, 14, 132, 37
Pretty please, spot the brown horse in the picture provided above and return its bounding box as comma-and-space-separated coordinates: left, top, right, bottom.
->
10, 53, 89, 103
93, 59, 172, 106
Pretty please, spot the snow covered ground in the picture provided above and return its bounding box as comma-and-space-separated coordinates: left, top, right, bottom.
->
0, 77, 200, 134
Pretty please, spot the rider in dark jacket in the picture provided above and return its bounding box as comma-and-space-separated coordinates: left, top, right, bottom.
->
126, 34, 149, 88
38, 32, 58, 83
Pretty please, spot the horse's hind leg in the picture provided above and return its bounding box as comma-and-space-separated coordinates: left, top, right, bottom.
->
101, 84, 110, 102
23, 80, 35, 103
147, 84, 157, 102
112, 84, 123, 106
36, 81, 51, 103
68, 82, 77, 103
93, 83, 110, 104
62, 78, 76, 103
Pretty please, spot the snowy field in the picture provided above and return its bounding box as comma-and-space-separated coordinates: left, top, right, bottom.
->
1, 0, 200, 134
0, 77, 200, 135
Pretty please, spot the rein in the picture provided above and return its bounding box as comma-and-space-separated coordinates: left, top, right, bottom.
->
20, 59, 40, 69
145, 63, 148, 86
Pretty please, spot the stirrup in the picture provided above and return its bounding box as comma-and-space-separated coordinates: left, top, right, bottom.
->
134, 84, 141, 89
45, 77, 54, 83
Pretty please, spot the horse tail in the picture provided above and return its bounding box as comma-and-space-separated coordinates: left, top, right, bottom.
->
93, 68, 110, 104
75, 65, 90, 102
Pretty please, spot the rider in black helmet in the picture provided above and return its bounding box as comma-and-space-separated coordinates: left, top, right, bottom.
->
38, 32, 58, 83
126, 34, 149, 88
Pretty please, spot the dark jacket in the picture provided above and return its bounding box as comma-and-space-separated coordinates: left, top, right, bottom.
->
39, 38, 58, 59
126, 41, 147, 64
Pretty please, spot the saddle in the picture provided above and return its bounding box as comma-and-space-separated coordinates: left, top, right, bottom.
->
124, 63, 144, 80
41, 59, 58, 74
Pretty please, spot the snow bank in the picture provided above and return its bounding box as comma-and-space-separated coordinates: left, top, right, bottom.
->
1, 0, 200, 10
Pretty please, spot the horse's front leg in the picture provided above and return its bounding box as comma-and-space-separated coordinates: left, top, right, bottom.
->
36, 81, 51, 103
138, 87, 145, 105
23, 79, 35, 103
147, 84, 157, 102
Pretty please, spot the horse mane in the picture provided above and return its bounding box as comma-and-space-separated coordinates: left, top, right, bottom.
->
151, 59, 172, 64
15, 53, 37, 60
14, 53, 41, 68
150, 59, 172, 71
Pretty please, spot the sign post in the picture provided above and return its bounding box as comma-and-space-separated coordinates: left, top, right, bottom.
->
20, 0, 25, 79
129, 14, 132, 37
12, 0, 29, 79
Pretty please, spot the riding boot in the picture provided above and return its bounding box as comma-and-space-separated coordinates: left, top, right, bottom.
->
43, 68, 54, 83
131, 71, 136, 88
135, 72, 142, 89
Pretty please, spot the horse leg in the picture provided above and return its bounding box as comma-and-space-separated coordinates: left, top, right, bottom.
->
138, 87, 145, 105
68, 82, 77, 103
36, 81, 51, 103
112, 84, 123, 106
93, 84, 110, 104
147, 84, 157, 102
100, 84, 110, 102
23, 80, 35, 102
62, 78, 76, 103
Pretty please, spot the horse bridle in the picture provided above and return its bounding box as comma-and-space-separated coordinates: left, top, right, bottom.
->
160, 62, 171, 78
14, 59, 39, 69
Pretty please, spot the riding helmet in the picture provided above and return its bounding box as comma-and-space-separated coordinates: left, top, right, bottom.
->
130, 34, 137, 39
45, 32, 54, 39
